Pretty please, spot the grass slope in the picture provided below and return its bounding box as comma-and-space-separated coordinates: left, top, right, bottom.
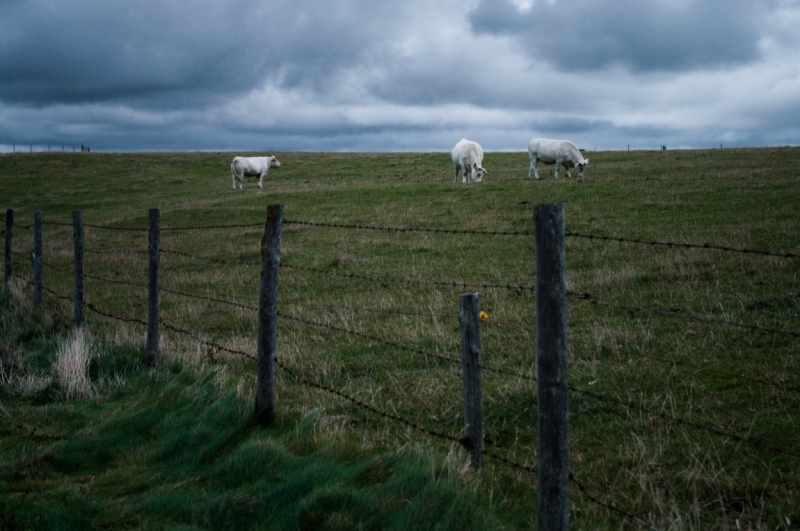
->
0, 287, 505, 531
2, 148, 799, 529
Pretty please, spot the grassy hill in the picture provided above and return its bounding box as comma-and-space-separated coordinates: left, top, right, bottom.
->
1, 148, 799, 529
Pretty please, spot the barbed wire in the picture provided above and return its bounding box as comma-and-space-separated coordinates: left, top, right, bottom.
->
40, 220, 77, 229
40, 284, 74, 303
278, 310, 462, 367
35, 218, 266, 233
281, 263, 535, 293
157, 319, 257, 361
277, 359, 465, 444
568, 472, 644, 520
159, 285, 256, 312
279, 309, 538, 383
278, 357, 640, 519
285, 219, 533, 237
85, 272, 147, 289
85, 248, 148, 255
87, 302, 148, 327
566, 230, 800, 259
567, 383, 789, 455
568, 290, 800, 338
160, 222, 263, 232
83, 222, 147, 231
30, 275, 794, 456
161, 248, 259, 266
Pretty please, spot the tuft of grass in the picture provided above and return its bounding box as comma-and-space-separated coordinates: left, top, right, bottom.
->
55, 328, 94, 401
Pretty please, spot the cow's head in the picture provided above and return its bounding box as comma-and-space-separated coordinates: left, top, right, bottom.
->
270, 156, 281, 168
471, 163, 488, 183
576, 159, 589, 178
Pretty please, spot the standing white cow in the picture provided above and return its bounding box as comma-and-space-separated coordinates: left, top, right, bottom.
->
452, 139, 488, 183
527, 139, 589, 179
231, 156, 281, 190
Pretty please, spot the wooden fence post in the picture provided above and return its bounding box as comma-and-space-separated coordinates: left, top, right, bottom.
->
33, 211, 43, 311
72, 211, 85, 329
4, 209, 12, 284
534, 203, 569, 531
255, 203, 283, 424
459, 292, 484, 469
146, 208, 160, 368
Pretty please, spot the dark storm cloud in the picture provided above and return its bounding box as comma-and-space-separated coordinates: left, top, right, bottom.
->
0, 0, 391, 107
469, 0, 768, 72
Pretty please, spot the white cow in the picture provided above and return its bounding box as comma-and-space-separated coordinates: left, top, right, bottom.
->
452, 139, 488, 183
527, 139, 589, 179
231, 156, 281, 190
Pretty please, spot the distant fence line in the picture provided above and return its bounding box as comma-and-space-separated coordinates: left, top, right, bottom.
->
4, 205, 797, 528
5, 144, 93, 154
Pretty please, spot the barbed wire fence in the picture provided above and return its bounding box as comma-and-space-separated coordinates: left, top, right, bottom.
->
4, 205, 798, 528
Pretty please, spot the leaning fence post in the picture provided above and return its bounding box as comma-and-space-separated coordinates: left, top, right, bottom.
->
33, 211, 43, 311
72, 211, 85, 328
255, 203, 283, 424
146, 208, 160, 368
534, 203, 569, 531
459, 292, 484, 469
4, 209, 12, 284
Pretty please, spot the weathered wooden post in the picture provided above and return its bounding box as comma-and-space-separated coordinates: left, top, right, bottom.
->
72, 211, 86, 329
459, 292, 484, 469
534, 203, 569, 531
255, 204, 283, 424
33, 211, 43, 311
146, 208, 160, 368
4, 209, 12, 284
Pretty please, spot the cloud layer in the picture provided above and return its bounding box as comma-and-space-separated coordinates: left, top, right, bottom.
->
1, 0, 799, 152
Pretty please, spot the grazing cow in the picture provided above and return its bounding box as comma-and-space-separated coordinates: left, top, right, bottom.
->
527, 139, 589, 179
452, 139, 488, 183
230, 156, 281, 190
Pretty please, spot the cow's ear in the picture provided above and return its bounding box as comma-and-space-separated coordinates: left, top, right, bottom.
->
585, 159, 589, 164
483, 167, 489, 173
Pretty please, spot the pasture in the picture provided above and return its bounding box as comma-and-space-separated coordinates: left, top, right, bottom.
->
1, 147, 799, 530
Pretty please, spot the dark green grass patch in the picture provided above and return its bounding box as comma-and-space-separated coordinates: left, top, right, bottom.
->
0, 287, 506, 531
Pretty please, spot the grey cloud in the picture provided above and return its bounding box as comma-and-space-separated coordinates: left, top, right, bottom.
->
469, 0, 768, 73
0, 0, 392, 107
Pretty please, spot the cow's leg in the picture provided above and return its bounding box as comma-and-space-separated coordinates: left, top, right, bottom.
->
554, 158, 563, 179
454, 164, 459, 183
257, 170, 267, 188
529, 157, 540, 179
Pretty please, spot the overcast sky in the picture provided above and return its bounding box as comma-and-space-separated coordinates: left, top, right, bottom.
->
2, 0, 799, 153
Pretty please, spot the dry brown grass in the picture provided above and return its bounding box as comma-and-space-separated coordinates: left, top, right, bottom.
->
55, 328, 94, 401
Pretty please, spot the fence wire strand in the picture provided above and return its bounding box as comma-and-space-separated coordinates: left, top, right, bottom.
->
277, 360, 465, 444
566, 229, 800, 259
282, 263, 535, 293
568, 290, 800, 338
568, 383, 789, 455
285, 219, 533, 237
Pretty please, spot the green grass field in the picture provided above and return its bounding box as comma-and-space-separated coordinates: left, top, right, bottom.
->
1, 148, 799, 530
